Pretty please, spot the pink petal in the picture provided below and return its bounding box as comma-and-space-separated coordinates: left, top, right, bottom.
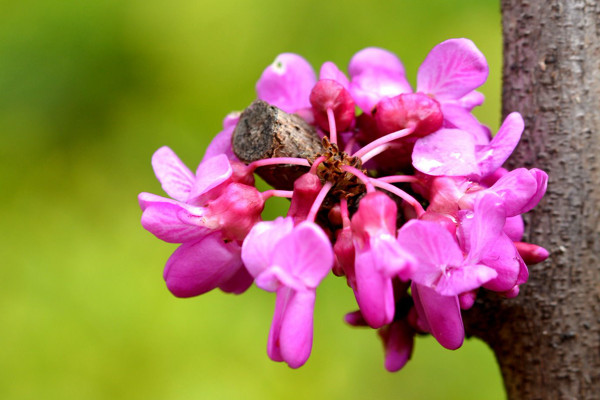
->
279, 289, 316, 368
397, 220, 464, 267
218, 266, 253, 294
488, 168, 538, 217
457, 91, 485, 110
350, 71, 412, 114
379, 319, 414, 372
417, 38, 488, 101
151, 146, 195, 202
348, 47, 408, 78
440, 102, 491, 145
140, 200, 209, 243
267, 286, 289, 363
241, 217, 294, 278
476, 112, 524, 177
163, 234, 243, 298
256, 53, 316, 113
465, 192, 506, 263
369, 235, 414, 281
504, 215, 524, 241
189, 154, 232, 203
435, 264, 497, 296
481, 234, 521, 292
319, 61, 349, 89
520, 168, 548, 213
412, 129, 479, 176
354, 249, 395, 328
411, 283, 464, 350
202, 125, 239, 162
271, 221, 333, 289
348, 47, 412, 113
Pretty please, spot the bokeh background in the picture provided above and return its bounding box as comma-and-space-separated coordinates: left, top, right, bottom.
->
1, 0, 506, 399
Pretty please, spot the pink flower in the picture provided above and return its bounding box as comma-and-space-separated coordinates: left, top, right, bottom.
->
256, 53, 316, 114
351, 191, 413, 328
139, 147, 263, 297
412, 112, 525, 178
241, 217, 334, 368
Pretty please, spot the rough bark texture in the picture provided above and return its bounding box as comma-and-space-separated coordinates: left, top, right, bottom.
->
465, 1, 600, 399
232, 100, 323, 190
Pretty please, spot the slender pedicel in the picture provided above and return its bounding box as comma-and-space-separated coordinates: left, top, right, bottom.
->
378, 175, 421, 184
352, 127, 414, 160
359, 143, 391, 164
310, 156, 327, 174
327, 107, 337, 146
248, 157, 311, 171
306, 181, 333, 222
262, 190, 295, 200
371, 179, 425, 217
341, 165, 375, 193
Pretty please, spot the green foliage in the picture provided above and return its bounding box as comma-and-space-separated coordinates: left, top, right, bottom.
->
0, 1, 504, 398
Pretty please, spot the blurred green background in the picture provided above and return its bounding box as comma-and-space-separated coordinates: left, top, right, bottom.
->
0, 0, 506, 399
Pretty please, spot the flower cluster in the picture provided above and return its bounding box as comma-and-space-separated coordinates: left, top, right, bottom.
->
139, 38, 548, 371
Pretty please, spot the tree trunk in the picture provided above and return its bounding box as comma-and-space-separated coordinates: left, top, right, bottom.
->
467, 1, 600, 399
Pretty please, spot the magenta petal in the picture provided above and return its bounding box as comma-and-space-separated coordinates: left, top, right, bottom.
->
466, 192, 506, 262
218, 266, 253, 294
241, 217, 295, 278
203, 125, 239, 162
349, 47, 408, 78
488, 168, 538, 217
267, 286, 289, 363
481, 234, 521, 292
412, 129, 479, 176
435, 264, 497, 296
380, 319, 414, 372
348, 48, 412, 113
369, 235, 414, 281
141, 201, 209, 243
256, 53, 316, 113
151, 146, 195, 202
417, 38, 488, 101
350, 71, 412, 114
411, 283, 464, 350
279, 289, 316, 368
504, 215, 524, 241
271, 221, 333, 289
457, 91, 485, 110
354, 249, 395, 328
440, 102, 491, 145
520, 168, 548, 213
189, 154, 233, 203
319, 61, 350, 89
163, 234, 243, 298
397, 220, 463, 267
476, 112, 524, 176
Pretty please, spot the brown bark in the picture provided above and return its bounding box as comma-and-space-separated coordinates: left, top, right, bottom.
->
464, 1, 600, 399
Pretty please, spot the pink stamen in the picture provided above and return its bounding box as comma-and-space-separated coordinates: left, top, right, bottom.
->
378, 175, 421, 184
327, 107, 337, 145
262, 190, 295, 200
371, 179, 425, 217
310, 156, 326, 174
358, 143, 391, 164
248, 157, 310, 171
340, 197, 350, 228
341, 165, 375, 193
307, 181, 333, 222
352, 127, 414, 160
